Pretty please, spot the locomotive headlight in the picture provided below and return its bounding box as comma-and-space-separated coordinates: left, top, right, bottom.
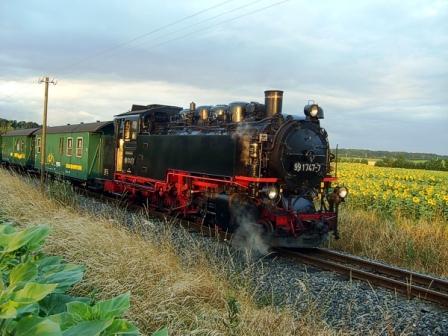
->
310, 105, 319, 117
338, 187, 348, 198
267, 186, 279, 200
304, 102, 324, 119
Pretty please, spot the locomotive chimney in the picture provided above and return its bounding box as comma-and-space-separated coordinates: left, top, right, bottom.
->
264, 90, 283, 117
189, 102, 196, 111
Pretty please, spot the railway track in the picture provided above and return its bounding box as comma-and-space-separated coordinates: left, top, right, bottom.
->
276, 247, 448, 307
78, 186, 448, 308
29, 175, 448, 309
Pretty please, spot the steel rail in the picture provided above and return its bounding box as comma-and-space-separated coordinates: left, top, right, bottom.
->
314, 248, 448, 293
276, 248, 448, 307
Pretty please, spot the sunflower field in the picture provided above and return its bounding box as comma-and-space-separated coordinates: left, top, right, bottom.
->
336, 163, 448, 220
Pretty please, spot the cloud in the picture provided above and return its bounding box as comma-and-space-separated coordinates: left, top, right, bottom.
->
0, 0, 447, 154
0, 77, 244, 124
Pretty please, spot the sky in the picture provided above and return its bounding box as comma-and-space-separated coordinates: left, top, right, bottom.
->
0, 0, 447, 154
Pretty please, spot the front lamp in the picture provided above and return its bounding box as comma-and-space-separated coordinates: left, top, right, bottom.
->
338, 187, 348, 198
310, 105, 319, 117
268, 186, 278, 200
304, 103, 324, 119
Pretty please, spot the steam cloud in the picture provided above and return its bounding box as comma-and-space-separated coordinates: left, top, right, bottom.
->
230, 206, 269, 256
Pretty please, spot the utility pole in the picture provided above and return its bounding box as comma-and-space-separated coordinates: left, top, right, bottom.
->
38, 77, 57, 193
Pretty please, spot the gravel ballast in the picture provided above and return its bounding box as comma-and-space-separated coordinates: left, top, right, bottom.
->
248, 256, 448, 336
78, 195, 448, 336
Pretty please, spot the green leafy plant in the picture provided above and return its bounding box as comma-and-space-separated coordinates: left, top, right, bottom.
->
0, 222, 142, 335
49, 293, 138, 336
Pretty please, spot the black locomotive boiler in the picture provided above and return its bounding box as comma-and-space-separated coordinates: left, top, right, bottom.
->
104, 90, 347, 247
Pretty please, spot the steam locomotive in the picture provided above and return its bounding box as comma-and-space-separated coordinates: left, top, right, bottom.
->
0, 90, 347, 248
104, 90, 346, 247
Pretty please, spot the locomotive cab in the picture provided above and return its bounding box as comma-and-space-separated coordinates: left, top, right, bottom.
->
114, 104, 182, 174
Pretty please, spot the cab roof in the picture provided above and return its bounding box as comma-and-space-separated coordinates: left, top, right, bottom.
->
115, 104, 182, 117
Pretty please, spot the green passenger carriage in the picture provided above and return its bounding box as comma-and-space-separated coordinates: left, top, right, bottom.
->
0, 128, 39, 168
34, 121, 114, 182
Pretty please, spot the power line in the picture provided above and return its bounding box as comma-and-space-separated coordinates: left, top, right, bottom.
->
1, 0, 291, 100
0, 0, 236, 100
142, 0, 291, 51
55, 0, 236, 74
129, 0, 264, 49
59, 0, 290, 78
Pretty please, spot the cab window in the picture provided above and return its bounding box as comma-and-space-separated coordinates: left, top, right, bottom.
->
131, 120, 138, 140
124, 120, 131, 140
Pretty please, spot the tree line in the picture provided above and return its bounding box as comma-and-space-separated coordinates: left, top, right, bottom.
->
333, 148, 448, 161
0, 118, 40, 134
375, 156, 447, 171
336, 155, 447, 172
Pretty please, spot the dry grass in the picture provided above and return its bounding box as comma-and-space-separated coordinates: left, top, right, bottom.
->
329, 206, 448, 277
0, 169, 341, 336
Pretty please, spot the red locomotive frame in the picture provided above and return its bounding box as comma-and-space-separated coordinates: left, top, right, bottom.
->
104, 171, 339, 238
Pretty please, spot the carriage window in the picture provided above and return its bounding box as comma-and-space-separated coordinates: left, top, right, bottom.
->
76, 137, 83, 158
36, 138, 41, 154
15, 139, 24, 152
59, 137, 64, 155
131, 120, 138, 140
66, 137, 73, 156
124, 120, 131, 140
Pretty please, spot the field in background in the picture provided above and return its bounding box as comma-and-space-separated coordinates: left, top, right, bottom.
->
337, 163, 448, 220
330, 163, 448, 276
334, 148, 447, 171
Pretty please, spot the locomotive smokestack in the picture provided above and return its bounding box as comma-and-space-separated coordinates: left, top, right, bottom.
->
264, 90, 283, 117
190, 102, 196, 111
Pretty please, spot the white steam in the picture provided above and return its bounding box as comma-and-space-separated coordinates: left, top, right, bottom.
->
230, 206, 269, 256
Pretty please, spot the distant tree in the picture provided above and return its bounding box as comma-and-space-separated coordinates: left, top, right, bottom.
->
0, 118, 39, 134
374, 156, 447, 172
333, 148, 447, 161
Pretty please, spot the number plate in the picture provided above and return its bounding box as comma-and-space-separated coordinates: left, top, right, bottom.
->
293, 162, 321, 173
